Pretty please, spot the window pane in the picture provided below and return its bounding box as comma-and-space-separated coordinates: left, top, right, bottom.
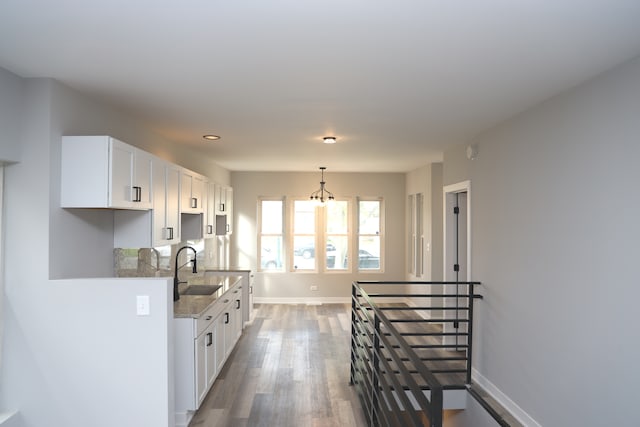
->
326, 201, 348, 233
261, 236, 283, 270
261, 200, 283, 233
293, 200, 315, 234
358, 236, 380, 269
293, 235, 315, 269
327, 236, 348, 270
359, 200, 380, 234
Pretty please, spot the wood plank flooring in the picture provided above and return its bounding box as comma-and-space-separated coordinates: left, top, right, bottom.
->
188, 304, 368, 427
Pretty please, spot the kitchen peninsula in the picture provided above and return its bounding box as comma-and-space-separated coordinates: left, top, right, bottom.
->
55, 134, 247, 427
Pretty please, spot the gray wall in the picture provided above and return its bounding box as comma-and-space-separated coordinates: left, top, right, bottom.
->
406, 163, 443, 282
0, 67, 22, 163
231, 171, 405, 300
46, 79, 229, 279
443, 56, 640, 426
0, 72, 230, 426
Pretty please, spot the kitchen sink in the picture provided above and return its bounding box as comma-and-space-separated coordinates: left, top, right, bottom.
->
181, 284, 222, 296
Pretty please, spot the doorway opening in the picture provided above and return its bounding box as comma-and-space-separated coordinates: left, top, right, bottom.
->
443, 180, 471, 348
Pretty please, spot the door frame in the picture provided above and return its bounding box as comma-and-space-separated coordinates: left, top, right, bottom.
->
443, 180, 472, 283
443, 180, 472, 346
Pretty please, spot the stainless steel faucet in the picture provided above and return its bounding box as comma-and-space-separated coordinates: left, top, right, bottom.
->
174, 246, 198, 301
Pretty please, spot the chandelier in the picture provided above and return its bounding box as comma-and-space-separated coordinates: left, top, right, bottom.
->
309, 167, 334, 205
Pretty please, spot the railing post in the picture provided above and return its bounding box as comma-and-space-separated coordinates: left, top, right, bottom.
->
371, 313, 381, 427
466, 283, 475, 385
350, 282, 356, 385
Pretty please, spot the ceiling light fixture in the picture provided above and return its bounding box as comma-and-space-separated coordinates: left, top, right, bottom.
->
323, 136, 337, 144
309, 167, 334, 205
203, 134, 221, 141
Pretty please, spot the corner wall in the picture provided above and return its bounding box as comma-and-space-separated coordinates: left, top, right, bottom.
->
443, 56, 640, 426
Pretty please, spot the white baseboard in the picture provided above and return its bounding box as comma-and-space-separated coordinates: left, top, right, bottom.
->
174, 410, 194, 427
472, 368, 542, 427
254, 297, 351, 304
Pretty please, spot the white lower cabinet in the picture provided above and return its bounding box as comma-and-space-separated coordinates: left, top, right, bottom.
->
174, 280, 244, 426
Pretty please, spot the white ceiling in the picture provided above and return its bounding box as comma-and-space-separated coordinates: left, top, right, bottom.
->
1, 1, 640, 172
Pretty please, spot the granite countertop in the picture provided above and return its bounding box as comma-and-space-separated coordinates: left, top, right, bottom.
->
173, 274, 242, 319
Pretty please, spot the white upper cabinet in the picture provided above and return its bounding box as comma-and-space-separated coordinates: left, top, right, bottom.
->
152, 158, 181, 246
203, 180, 217, 239
214, 184, 233, 235
61, 136, 152, 209
181, 169, 205, 214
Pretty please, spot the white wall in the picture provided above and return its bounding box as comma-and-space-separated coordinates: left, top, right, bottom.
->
231, 171, 405, 301
443, 56, 640, 426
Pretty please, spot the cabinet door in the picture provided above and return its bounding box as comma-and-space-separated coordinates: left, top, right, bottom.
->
225, 187, 234, 234
223, 302, 235, 360
214, 184, 226, 215
195, 332, 208, 405
152, 160, 181, 246
214, 311, 226, 374
181, 170, 205, 213
110, 139, 135, 207
133, 149, 153, 209
205, 325, 216, 389
165, 164, 181, 244
233, 287, 242, 340
203, 181, 216, 238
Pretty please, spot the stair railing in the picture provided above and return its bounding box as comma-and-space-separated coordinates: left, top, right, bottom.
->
350, 280, 482, 427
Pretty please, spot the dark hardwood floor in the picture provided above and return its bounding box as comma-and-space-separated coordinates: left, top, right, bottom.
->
189, 304, 367, 427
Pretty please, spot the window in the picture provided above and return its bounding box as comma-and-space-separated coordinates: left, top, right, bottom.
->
258, 198, 284, 271
408, 193, 423, 276
358, 199, 382, 271
326, 200, 349, 271
257, 196, 383, 273
291, 200, 316, 270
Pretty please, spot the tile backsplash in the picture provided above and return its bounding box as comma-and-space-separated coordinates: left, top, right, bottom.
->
114, 248, 171, 277
114, 240, 214, 277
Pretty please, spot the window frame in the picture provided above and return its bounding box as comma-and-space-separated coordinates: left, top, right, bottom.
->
256, 195, 384, 274
356, 197, 384, 273
257, 197, 285, 272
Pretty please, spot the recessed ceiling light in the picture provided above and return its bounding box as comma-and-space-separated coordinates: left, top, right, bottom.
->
203, 134, 221, 141
323, 136, 337, 144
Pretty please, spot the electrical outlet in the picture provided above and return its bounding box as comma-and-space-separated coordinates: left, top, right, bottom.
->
310, 285, 318, 291
136, 295, 150, 316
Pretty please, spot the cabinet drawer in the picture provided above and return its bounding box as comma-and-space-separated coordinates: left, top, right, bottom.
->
195, 300, 226, 337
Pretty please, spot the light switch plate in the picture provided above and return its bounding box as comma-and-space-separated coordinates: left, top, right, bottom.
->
136, 295, 150, 316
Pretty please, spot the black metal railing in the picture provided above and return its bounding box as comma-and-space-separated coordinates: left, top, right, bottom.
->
350, 281, 482, 427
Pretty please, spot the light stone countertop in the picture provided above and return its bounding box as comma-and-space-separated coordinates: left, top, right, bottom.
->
173, 274, 242, 319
